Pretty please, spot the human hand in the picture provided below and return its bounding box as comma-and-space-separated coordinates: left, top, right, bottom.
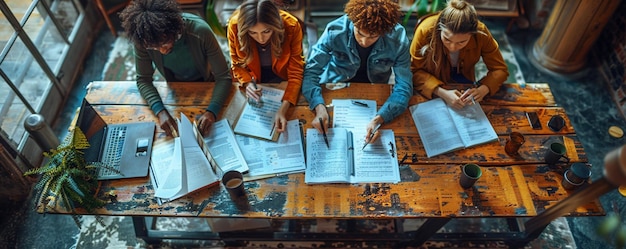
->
157, 110, 178, 137
365, 116, 384, 144
197, 111, 216, 137
245, 81, 263, 102
273, 101, 291, 133
312, 104, 330, 134
435, 87, 464, 109
459, 85, 489, 105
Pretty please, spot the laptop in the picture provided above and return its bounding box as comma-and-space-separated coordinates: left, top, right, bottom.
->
76, 98, 156, 180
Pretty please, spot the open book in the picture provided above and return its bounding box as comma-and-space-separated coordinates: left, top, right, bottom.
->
150, 114, 220, 203
235, 119, 306, 180
304, 128, 400, 184
409, 98, 498, 157
226, 85, 285, 142
202, 119, 249, 174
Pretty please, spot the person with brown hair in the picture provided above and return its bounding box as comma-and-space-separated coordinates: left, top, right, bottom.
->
301, 0, 413, 144
410, 0, 508, 110
227, 0, 304, 133
119, 0, 232, 137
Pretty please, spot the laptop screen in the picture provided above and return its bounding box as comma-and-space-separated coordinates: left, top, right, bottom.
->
76, 99, 107, 162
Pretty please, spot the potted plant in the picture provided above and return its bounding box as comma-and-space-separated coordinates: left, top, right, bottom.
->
24, 127, 106, 226
402, 0, 446, 27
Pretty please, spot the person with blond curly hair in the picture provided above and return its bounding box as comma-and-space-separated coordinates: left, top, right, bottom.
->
301, 0, 412, 144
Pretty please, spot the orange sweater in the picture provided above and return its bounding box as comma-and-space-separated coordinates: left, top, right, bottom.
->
227, 10, 304, 105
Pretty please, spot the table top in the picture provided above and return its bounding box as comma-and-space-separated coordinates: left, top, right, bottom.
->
48, 81, 603, 219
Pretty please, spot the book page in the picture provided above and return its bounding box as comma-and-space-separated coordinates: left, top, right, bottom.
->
409, 98, 464, 157
152, 138, 183, 199
447, 102, 499, 148
179, 115, 219, 195
331, 99, 377, 131
351, 129, 401, 183
235, 119, 306, 177
151, 115, 219, 203
233, 86, 284, 141
203, 119, 249, 174
305, 128, 351, 184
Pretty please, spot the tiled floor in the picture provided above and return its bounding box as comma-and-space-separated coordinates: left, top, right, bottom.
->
1, 8, 626, 249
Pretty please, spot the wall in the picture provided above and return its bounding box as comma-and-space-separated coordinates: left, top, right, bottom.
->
595, 0, 626, 119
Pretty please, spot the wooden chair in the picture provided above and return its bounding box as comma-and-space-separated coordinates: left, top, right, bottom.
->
413, 12, 438, 33
94, 0, 131, 37
177, 0, 206, 18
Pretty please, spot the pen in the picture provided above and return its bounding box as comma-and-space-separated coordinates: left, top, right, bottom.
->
361, 123, 381, 150
251, 77, 258, 90
465, 88, 476, 105
248, 77, 263, 107
319, 117, 329, 149
351, 100, 369, 107
471, 81, 480, 105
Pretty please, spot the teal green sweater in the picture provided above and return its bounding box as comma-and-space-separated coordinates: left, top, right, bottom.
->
134, 13, 232, 117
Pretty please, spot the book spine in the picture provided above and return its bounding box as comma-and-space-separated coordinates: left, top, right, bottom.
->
347, 131, 354, 176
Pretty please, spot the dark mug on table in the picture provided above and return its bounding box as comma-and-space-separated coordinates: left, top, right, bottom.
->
544, 142, 570, 165
222, 170, 246, 198
561, 163, 591, 190
460, 163, 482, 189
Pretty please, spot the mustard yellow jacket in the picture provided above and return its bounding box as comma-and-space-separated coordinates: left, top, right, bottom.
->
227, 10, 304, 105
410, 14, 509, 98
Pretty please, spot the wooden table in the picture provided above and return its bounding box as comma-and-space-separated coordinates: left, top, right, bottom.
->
56, 81, 603, 246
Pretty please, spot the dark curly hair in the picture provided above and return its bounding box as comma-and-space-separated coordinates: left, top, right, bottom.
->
119, 0, 184, 48
344, 0, 401, 35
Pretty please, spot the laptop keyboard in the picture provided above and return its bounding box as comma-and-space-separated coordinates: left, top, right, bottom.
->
98, 126, 127, 178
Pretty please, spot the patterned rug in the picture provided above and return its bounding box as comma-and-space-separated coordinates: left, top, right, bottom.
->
74, 30, 578, 249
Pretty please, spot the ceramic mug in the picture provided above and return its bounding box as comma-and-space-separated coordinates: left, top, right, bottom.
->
561, 170, 585, 190
544, 142, 570, 165
567, 163, 591, 183
460, 164, 482, 189
222, 170, 246, 198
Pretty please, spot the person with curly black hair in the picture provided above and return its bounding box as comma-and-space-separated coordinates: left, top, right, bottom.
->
301, 0, 412, 144
119, 0, 232, 137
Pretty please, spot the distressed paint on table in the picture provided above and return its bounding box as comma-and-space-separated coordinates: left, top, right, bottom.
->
43, 81, 603, 222
90, 105, 585, 166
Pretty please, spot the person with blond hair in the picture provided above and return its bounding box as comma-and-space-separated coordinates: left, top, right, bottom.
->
301, 0, 412, 144
227, 0, 304, 133
411, 0, 508, 110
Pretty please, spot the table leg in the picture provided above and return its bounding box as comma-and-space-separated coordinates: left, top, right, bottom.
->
404, 218, 451, 247
132, 217, 160, 245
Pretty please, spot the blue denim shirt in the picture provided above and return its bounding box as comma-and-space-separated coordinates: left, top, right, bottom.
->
301, 15, 413, 123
